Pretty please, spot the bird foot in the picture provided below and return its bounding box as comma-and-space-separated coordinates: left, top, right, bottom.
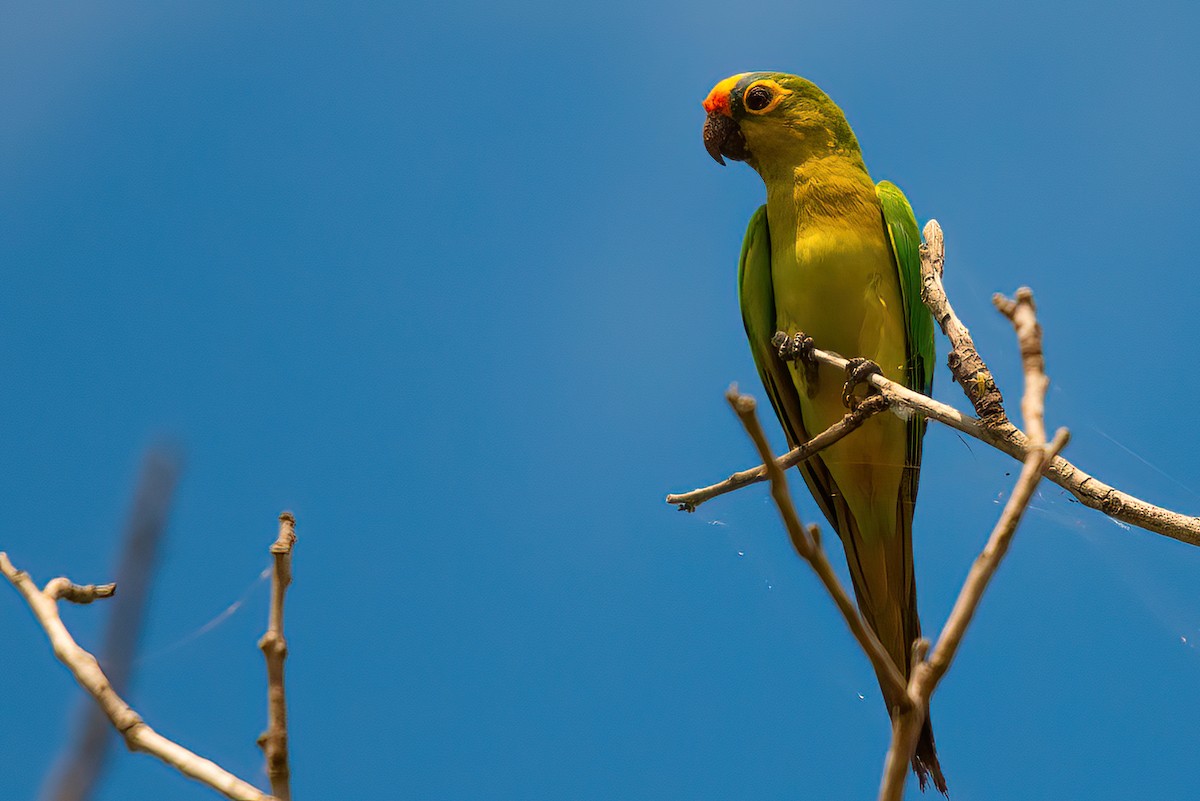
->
773, 331, 820, 395
842, 358, 883, 410
772, 330, 814, 364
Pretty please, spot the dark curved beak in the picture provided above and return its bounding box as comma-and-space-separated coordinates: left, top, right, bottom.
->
703, 111, 750, 165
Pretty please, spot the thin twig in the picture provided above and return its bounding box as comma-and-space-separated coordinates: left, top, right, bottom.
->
928, 430, 1069, 682
666, 394, 888, 510
1, 552, 275, 801
668, 219, 1200, 547
923, 224, 1199, 543
725, 386, 909, 703
44, 579, 117, 604
877, 288, 1068, 801
257, 513, 296, 801
994, 288, 1047, 445
919, 220, 1012, 430
45, 446, 181, 801
666, 353, 984, 504
876, 432, 1069, 800
668, 218, 1193, 793
668, 342, 1200, 548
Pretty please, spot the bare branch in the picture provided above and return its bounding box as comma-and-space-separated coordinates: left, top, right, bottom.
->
922, 227, 1200, 544
45, 446, 181, 801
1, 552, 275, 801
993, 288, 1048, 445
919, 220, 1012, 430
44, 579, 117, 604
724, 386, 909, 704
930, 428, 1068, 681
668, 337, 1200, 548
257, 512, 296, 801
877, 288, 1067, 801
667, 218, 1195, 796
670, 219, 1200, 547
666, 394, 888, 511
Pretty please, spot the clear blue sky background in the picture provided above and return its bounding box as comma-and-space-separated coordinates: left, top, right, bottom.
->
4, 2, 1200, 799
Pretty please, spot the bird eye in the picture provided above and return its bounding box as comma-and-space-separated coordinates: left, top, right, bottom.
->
744, 85, 774, 112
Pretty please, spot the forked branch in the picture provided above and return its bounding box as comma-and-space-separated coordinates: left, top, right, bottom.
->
0, 552, 276, 801
725, 388, 909, 704
877, 288, 1068, 801
666, 221, 1200, 548
668, 219, 1188, 797
667, 394, 888, 511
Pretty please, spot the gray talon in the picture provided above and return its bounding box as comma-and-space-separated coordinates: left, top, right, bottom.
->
842, 358, 884, 410
774, 330, 814, 363
775, 330, 820, 396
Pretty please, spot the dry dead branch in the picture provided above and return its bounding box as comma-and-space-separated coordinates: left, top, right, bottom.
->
877, 287, 1067, 801
2, 512, 287, 801
725, 388, 908, 703
257, 512, 296, 801
44, 446, 181, 801
667, 222, 1200, 548
667, 394, 888, 511
666, 220, 1194, 797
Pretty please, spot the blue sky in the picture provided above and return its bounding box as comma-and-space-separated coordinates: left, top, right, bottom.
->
3, 1, 1200, 799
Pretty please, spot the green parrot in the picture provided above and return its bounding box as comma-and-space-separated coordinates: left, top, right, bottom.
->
701, 72, 944, 793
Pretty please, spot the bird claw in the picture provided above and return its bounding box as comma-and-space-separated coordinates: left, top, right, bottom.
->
772, 331, 815, 363
842, 358, 883, 410
773, 330, 820, 395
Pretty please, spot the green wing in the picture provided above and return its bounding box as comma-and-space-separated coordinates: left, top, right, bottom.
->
875, 181, 945, 791
737, 206, 841, 529
875, 180, 936, 492
876, 181, 934, 397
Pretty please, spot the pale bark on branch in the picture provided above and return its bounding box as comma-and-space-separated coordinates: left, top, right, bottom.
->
666, 394, 888, 511
45, 446, 181, 801
666, 221, 1200, 548
257, 512, 296, 801
877, 287, 1067, 800
1, 552, 276, 801
668, 219, 1189, 797
918, 221, 1010, 430
725, 387, 909, 704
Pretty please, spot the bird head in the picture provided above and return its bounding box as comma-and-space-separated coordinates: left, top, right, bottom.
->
702, 72, 859, 173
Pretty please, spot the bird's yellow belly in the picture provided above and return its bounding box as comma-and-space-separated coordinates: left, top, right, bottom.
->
773, 226, 908, 539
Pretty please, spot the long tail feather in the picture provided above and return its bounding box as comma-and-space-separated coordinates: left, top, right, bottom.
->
826, 473, 949, 796
913, 714, 948, 795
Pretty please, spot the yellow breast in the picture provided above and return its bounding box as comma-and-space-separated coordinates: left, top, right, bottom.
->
766, 171, 908, 540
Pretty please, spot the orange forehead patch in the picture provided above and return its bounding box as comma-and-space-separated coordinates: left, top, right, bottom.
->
702, 73, 748, 116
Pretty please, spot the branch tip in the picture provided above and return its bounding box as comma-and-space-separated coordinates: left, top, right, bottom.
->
728, 390, 908, 703
920, 220, 945, 277
667, 383, 889, 511
259, 514, 295, 801
725, 387, 755, 415
48, 580, 118, 604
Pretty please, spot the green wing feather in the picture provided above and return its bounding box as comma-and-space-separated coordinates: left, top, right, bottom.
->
875, 180, 934, 397
875, 180, 935, 496
737, 206, 841, 529
875, 181, 945, 793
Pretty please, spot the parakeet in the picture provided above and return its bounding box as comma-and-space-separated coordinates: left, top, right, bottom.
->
701, 72, 944, 793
